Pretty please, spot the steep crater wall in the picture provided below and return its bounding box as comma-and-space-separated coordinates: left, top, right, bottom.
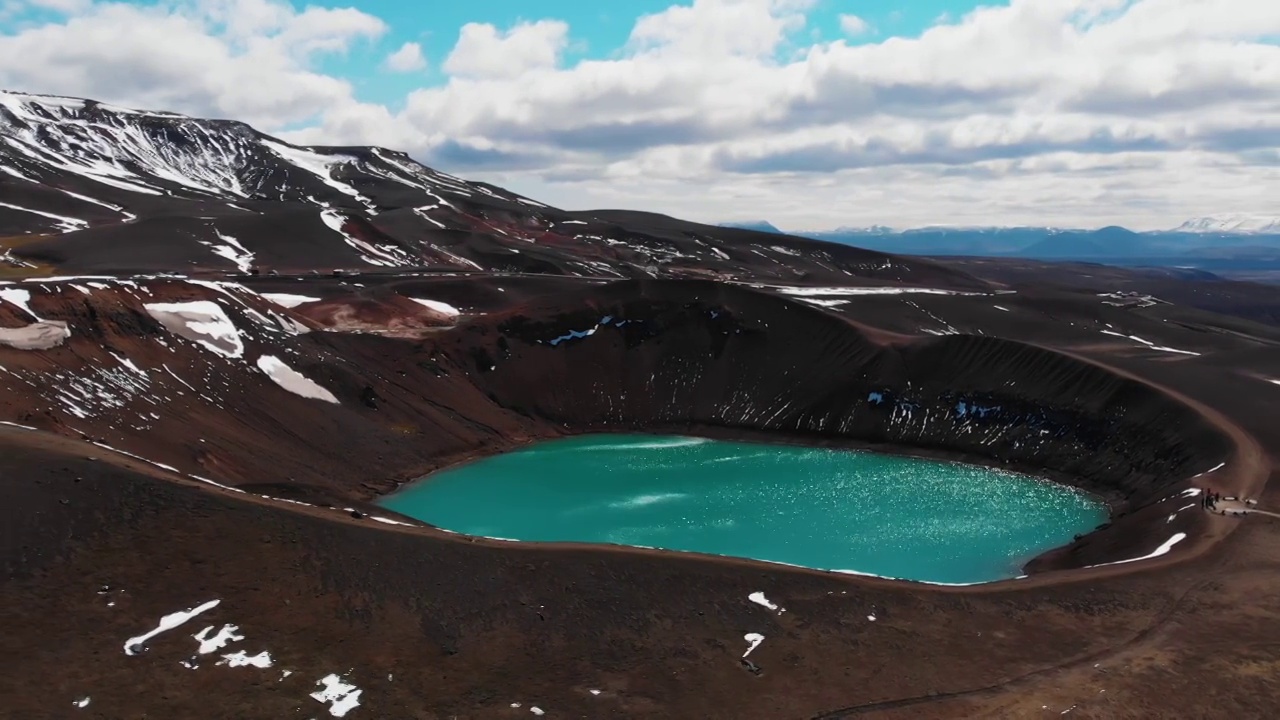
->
439, 279, 1230, 510
0, 276, 1234, 574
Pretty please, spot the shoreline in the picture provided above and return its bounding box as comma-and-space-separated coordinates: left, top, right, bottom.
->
0, 275, 1266, 600
267, 330, 1268, 591
374, 431, 1109, 587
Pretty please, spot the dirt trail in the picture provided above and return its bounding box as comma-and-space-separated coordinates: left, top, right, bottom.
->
1212, 499, 1280, 519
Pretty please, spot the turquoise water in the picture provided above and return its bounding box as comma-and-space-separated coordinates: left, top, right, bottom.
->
380, 435, 1108, 584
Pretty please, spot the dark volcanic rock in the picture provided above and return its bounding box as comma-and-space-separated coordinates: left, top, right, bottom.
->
1, 89, 979, 289
2, 90, 1278, 720
449, 280, 1233, 564
0, 274, 1242, 574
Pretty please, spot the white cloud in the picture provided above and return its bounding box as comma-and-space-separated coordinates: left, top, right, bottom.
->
3, 0, 1280, 229
28, 0, 91, 13
384, 41, 426, 72
628, 0, 816, 58
838, 14, 869, 36
442, 20, 568, 80
0, 0, 385, 128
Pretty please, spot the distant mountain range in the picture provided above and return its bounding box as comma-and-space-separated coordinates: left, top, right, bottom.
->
1174, 215, 1280, 235
719, 216, 1280, 265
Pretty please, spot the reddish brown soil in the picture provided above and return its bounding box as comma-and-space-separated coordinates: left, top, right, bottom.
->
1, 272, 1278, 719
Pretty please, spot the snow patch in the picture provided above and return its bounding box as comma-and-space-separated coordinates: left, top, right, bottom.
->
262, 293, 321, 308
408, 297, 461, 317
255, 355, 338, 404
1100, 330, 1200, 356
0, 201, 88, 232
742, 633, 765, 657
370, 516, 415, 527
311, 674, 362, 717
194, 624, 244, 654
261, 139, 371, 209
0, 320, 70, 350
202, 229, 255, 273
125, 599, 220, 655
1192, 463, 1225, 479
796, 298, 849, 309
108, 351, 147, 378
0, 288, 37, 318
748, 592, 783, 614
412, 206, 447, 228
1085, 533, 1187, 569
60, 188, 131, 217
219, 650, 273, 668
320, 209, 411, 266
144, 301, 244, 358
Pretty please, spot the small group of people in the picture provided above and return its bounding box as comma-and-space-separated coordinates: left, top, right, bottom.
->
1200, 490, 1264, 518
1202, 489, 1222, 510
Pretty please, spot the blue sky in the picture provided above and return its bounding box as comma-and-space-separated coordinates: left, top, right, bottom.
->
2, 0, 1278, 230
310, 0, 983, 108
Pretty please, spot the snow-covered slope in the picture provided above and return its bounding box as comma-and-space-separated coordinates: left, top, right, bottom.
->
0, 89, 977, 289
0, 91, 535, 219
1173, 215, 1280, 235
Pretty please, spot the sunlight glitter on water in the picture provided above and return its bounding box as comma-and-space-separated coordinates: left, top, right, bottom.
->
380, 435, 1108, 584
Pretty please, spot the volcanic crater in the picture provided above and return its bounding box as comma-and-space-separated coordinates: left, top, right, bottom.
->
2, 90, 1278, 719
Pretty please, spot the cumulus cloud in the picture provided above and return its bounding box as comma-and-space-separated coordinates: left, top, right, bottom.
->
383, 41, 426, 72
838, 13, 869, 36
628, 0, 816, 58
3, 0, 1279, 229
27, 0, 91, 13
442, 20, 568, 79
0, 0, 385, 127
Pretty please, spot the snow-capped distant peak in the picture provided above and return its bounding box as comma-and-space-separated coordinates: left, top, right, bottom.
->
1174, 214, 1280, 234
830, 225, 897, 234
0, 90, 185, 120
